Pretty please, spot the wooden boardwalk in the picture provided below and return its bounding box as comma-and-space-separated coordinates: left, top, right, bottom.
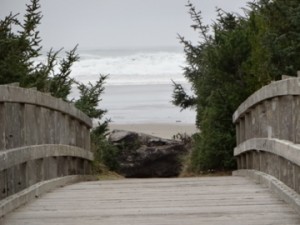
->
3, 176, 300, 225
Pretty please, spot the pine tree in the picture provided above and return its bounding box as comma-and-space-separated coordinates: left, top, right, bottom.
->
173, 0, 300, 172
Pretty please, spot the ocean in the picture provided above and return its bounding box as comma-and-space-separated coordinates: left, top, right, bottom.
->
69, 47, 196, 124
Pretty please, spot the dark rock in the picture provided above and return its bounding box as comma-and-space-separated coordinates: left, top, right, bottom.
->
109, 130, 188, 178
109, 130, 139, 143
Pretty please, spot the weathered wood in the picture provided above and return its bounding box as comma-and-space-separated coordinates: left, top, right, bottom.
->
3, 176, 300, 225
0, 85, 93, 216
233, 77, 300, 198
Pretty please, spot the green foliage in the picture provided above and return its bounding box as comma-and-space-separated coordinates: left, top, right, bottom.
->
74, 75, 120, 170
48, 47, 79, 100
91, 135, 119, 171
0, 5, 40, 85
174, 0, 300, 172
0, 0, 78, 101
172, 81, 196, 110
75, 75, 108, 120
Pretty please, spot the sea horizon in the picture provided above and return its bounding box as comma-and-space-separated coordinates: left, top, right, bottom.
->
60, 46, 196, 125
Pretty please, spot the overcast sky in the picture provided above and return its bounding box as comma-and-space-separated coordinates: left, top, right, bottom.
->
1, 0, 249, 50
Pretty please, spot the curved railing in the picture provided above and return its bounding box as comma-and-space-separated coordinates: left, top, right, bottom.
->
234, 138, 300, 193
233, 77, 300, 144
0, 85, 94, 217
233, 76, 300, 213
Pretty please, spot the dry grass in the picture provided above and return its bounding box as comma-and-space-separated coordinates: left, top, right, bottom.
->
93, 163, 124, 180
96, 170, 124, 180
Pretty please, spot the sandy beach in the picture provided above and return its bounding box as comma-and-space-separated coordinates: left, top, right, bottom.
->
109, 123, 198, 139
103, 84, 198, 139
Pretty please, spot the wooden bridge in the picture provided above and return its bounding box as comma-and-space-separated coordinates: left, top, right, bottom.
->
1, 77, 300, 224
2, 177, 300, 225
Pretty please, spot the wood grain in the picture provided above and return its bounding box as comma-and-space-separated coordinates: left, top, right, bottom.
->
3, 176, 300, 225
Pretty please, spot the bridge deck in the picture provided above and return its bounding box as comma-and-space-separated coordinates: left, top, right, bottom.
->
3, 176, 300, 225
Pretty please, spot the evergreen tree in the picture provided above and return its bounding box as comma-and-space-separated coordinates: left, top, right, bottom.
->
0, 0, 76, 99
173, 0, 300, 172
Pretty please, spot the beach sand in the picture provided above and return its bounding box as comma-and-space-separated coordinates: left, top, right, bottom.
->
109, 123, 198, 139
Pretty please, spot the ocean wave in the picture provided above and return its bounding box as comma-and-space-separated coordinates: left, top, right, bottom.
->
72, 50, 187, 85
36, 49, 188, 86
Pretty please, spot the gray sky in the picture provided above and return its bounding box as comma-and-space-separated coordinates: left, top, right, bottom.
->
1, 0, 249, 50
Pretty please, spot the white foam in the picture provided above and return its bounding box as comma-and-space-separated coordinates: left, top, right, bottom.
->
70, 49, 188, 85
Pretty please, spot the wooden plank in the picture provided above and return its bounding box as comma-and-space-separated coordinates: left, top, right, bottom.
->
3, 176, 300, 225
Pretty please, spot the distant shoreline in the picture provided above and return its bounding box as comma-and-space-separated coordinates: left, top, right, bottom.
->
109, 123, 198, 139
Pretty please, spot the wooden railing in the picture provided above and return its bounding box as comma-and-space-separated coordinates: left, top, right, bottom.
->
0, 84, 94, 217
233, 76, 300, 213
